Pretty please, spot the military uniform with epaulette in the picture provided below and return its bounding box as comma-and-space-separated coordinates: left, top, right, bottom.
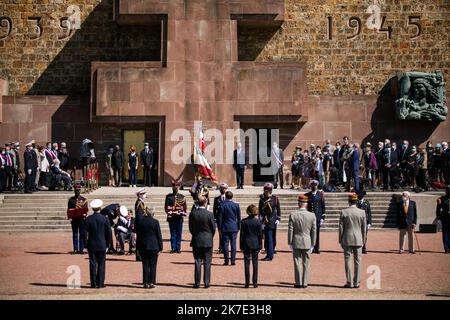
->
436, 189, 450, 253
68, 189, 88, 254
165, 188, 187, 253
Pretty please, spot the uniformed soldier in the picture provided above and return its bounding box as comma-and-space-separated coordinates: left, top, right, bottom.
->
135, 188, 147, 261
339, 193, 367, 289
213, 183, 228, 253
356, 190, 372, 254
67, 184, 88, 254
258, 183, 281, 261
165, 180, 187, 253
189, 181, 210, 211
436, 185, 450, 253
288, 194, 316, 288
305, 180, 326, 253
85, 199, 111, 289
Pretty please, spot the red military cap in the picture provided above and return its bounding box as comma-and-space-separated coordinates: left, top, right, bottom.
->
298, 194, 308, 203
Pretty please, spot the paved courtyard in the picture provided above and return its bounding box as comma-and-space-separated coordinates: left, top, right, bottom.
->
0, 230, 449, 300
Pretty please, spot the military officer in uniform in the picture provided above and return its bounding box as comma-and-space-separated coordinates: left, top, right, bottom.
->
67, 184, 88, 254
135, 188, 147, 261
339, 193, 367, 289
85, 199, 111, 289
305, 180, 326, 253
258, 183, 281, 261
165, 180, 187, 253
356, 190, 372, 254
436, 185, 450, 253
288, 194, 317, 288
100, 203, 122, 254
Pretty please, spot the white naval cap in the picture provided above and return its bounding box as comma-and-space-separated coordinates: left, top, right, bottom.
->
136, 188, 147, 196
90, 199, 103, 210
119, 205, 128, 217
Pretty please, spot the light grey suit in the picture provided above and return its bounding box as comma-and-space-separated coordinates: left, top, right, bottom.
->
339, 205, 367, 287
288, 208, 317, 287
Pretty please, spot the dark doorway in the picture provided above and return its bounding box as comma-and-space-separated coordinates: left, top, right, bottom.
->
252, 128, 278, 183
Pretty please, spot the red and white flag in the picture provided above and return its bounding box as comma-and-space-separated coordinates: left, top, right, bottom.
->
194, 128, 217, 183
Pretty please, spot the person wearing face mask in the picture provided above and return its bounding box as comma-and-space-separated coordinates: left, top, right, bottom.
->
291, 146, 304, 190
305, 180, 326, 254
396, 191, 417, 254
24, 141, 38, 193
436, 185, 450, 253
400, 140, 411, 187
140, 142, 154, 187
233, 142, 246, 189
271, 142, 284, 189
382, 139, 398, 191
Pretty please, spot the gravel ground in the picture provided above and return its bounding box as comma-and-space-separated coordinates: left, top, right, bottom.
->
0, 231, 449, 300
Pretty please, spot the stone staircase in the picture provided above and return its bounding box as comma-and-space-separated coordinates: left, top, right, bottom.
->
0, 190, 398, 232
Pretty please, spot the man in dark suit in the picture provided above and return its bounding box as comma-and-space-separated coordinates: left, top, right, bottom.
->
112, 145, 124, 187
233, 143, 246, 189
213, 183, 228, 253
140, 142, 154, 187
85, 199, 112, 288
382, 139, 399, 191
24, 141, 38, 194
135, 207, 163, 288
240, 204, 262, 288
350, 144, 360, 192
436, 185, 450, 253
396, 191, 417, 254
305, 180, 326, 254
189, 196, 216, 288
217, 191, 241, 266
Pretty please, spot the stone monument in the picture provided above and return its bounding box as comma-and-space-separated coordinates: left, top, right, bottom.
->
395, 71, 447, 121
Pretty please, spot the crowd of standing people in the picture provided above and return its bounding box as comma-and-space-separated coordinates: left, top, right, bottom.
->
0, 140, 73, 193
289, 137, 450, 193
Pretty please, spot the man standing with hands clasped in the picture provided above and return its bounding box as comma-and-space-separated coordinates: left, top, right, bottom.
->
397, 191, 417, 254
85, 199, 112, 289
339, 193, 367, 289
288, 194, 317, 288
